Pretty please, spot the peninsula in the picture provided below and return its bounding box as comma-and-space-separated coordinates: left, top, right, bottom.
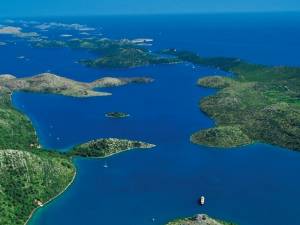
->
69, 138, 155, 158
162, 49, 300, 151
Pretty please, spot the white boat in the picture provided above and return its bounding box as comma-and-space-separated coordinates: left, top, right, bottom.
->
103, 162, 108, 168
200, 196, 205, 205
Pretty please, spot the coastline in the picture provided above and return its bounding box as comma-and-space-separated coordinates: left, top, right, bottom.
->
11, 92, 45, 148
1, 14, 299, 225
24, 168, 77, 225
23, 145, 156, 225
14, 89, 156, 225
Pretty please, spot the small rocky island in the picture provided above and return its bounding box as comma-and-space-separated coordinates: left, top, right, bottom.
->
166, 214, 236, 225
105, 112, 130, 118
69, 138, 156, 157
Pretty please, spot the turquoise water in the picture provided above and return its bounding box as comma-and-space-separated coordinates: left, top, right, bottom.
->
2, 13, 300, 225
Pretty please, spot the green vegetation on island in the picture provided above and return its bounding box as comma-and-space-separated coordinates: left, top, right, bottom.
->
81, 47, 179, 68
105, 112, 130, 118
0, 150, 75, 225
191, 126, 253, 148
69, 138, 156, 157
166, 214, 236, 225
162, 49, 300, 151
0, 93, 38, 150
197, 76, 235, 89
33, 38, 180, 68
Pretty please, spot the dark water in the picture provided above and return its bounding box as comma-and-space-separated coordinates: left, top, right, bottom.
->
2, 13, 300, 225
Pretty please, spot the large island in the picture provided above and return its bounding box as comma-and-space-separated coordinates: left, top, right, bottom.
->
33, 38, 180, 68
162, 49, 300, 151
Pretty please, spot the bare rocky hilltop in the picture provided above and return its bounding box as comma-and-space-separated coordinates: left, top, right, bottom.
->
0, 73, 154, 97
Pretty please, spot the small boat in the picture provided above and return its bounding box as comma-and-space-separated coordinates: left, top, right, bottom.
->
199, 196, 205, 205
103, 162, 108, 168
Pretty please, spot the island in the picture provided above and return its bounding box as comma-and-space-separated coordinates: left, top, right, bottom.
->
32, 38, 180, 68
105, 112, 130, 118
69, 138, 155, 158
0, 73, 154, 97
161, 49, 300, 151
165, 214, 236, 225
0, 73, 155, 225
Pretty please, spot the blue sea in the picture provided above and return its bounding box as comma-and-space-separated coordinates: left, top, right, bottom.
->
1, 13, 300, 225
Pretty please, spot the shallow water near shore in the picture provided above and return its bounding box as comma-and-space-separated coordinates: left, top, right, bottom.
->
4, 13, 300, 225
